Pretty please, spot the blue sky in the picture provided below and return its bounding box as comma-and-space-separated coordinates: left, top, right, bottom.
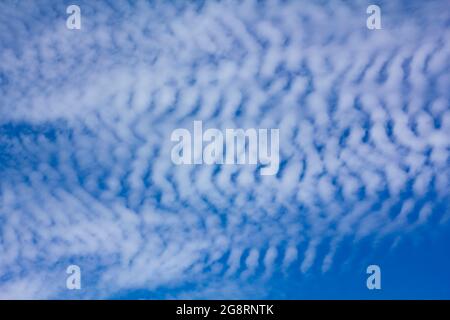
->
0, 0, 449, 299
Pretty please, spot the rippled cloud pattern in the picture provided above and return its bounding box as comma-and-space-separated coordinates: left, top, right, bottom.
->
0, 0, 449, 299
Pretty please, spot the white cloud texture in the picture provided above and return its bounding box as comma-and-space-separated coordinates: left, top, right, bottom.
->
0, 0, 449, 298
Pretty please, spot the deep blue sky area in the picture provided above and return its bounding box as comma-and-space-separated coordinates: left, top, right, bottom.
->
111, 223, 450, 300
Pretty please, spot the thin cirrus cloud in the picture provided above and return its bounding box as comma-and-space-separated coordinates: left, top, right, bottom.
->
0, 0, 449, 299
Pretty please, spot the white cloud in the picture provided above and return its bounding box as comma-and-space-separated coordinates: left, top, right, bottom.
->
0, 0, 449, 299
